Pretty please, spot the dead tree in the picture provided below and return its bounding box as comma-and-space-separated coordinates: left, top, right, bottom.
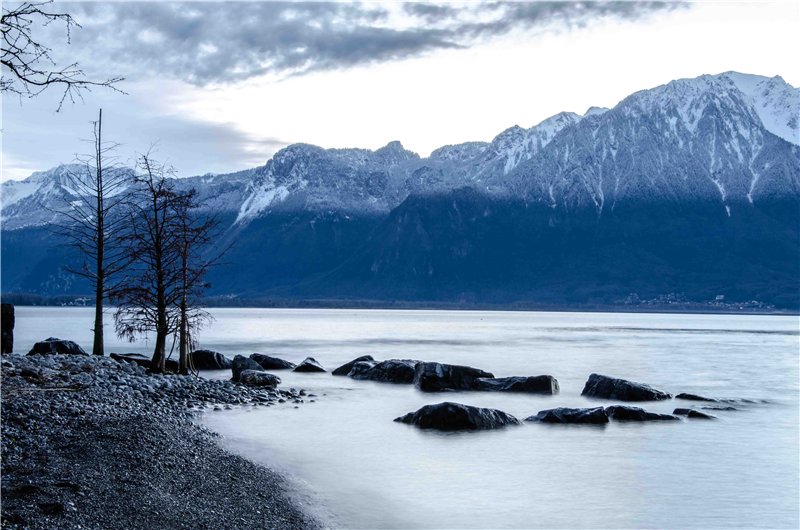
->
58, 109, 132, 356
1, 1, 123, 109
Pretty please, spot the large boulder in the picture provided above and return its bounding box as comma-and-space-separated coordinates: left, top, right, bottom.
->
394, 402, 520, 431
349, 359, 419, 383
231, 355, 265, 381
332, 355, 375, 376
474, 375, 559, 394
189, 350, 232, 370
238, 370, 281, 387
412, 362, 494, 392
109, 352, 178, 372
293, 357, 326, 373
28, 338, 88, 356
581, 373, 672, 401
1, 303, 13, 354
605, 405, 679, 422
526, 407, 609, 424
250, 353, 296, 370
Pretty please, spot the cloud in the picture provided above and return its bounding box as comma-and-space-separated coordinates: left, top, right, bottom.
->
51, 1, 688, 86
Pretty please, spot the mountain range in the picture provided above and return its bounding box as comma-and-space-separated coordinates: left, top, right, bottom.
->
2, 71, 799, 309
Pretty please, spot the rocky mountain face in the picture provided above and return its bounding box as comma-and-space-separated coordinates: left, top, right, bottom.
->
2, 72, 799, 308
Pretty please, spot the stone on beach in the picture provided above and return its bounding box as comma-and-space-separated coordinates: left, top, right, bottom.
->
526, 407, 609, 424
581, 373, 671, 401
605, 405, 679, 421
412, 362, 494, 392
231, 355, 265, 381
28, 337, 88, 356
238, 370, 281, 388
250, 353, 296, 370
348, 359, 419, 383
395, 402, 520, 431
332, 355, 375, 376
293, 357, 326, 373
189, 350, 233, 370
473, 375, 559, 394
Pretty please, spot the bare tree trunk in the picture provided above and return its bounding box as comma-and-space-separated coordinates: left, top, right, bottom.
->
179, 294, 188, 375
92, 108, 104, 356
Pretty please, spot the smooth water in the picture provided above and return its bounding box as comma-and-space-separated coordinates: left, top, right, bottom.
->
11, 307, 800, 528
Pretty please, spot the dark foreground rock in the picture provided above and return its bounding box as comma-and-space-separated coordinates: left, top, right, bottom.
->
581, 373, 672, 401
110, 353, 180, 373
474, 375, 559, 394
395, 402, 520, 431
293, 357, 326, 373
673, 408, 716, 419
675, 392, 718, 402
412, 362, 494, 392
250, 354, 296, 370
231, 355, 265, 381
1, 354, 319, 530
1, 303, 13, 353
332, 355, 375, 376
349, 359, 419, 383
526, 407, 609, 424
28, 338, 88, 356
189, 350, 232, 370
605, 405, 679, 421
239, 370, 281, 388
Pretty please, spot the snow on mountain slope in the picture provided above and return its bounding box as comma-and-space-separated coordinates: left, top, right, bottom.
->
723, 71, 799, 145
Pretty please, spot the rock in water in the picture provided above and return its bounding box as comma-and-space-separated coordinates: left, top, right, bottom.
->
349, 359, 419, 383
293, 357, 326, 373
250, 353, 296, 370
675, 392, 718, 402
394, 402, 520, 431
238, 370, 281, 388
474, 375, 559, 394
412, 362, 494, 392
110, 353, 152, 369
581, 373, 672, 401
332, 355, 375, 376
231, 355, 264, 381
189, 350, 232, 370
526, 407, 609, 424
28, 338, 88, 356
687, 410, 716, 420
1, 303, 13, 354
605, 405, 679, 421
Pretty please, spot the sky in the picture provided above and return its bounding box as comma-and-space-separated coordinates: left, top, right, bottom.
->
2, 0, 799, 181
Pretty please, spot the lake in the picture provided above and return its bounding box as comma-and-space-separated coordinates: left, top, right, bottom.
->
12, 307, 800, 528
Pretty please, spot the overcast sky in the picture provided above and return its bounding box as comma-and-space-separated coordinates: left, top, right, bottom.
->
2, 0, 798, 181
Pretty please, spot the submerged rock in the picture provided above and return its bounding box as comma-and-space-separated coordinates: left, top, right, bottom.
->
332, 355, 375, 376
28, 338, 88, 356
238, 370, 281, 388
349, 359, 419, 383
605, 405, 679, 421
673, 408, 717, 419
412, 362, 494, 392
293, 357, 326, 373
581, 373, 671, 401
526, 407, 609, 424
231, 355, 264, 381
189, 350, 232, 370
675, 392, 718, 402
394, 402, 520, 431
474, 375, 559, 394
250, 353, 296, 370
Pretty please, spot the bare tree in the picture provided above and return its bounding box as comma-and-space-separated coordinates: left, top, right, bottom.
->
1, 1, 123, 109
57, 109, 132, 356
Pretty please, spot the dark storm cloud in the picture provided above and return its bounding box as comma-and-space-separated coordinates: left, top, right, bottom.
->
55, 1, 689, 85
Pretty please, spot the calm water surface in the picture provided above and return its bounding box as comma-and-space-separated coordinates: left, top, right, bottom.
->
13, 307, 800, 528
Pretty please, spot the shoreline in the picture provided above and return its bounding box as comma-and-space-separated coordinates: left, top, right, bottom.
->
0, 354, 321, 530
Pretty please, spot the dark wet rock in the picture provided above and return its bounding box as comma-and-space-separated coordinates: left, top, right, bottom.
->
526, 407, 609, 424
293, 357, 326, 373
605, 405, 679, 421
28, 338, 88, 356
189, 350, 232, 370
394, 401, 520, 431
673, 408, 717, 419
412, 362, 494, 392
238, 370, 281, 388
675, 392, 718, 402
350, 359, 420, 383
332, 355, 375, 376
474, 375, 559, 394
1, 303, 13, 354
110, 353, 178, 373
250, 353, 296, 370
581, 373, 671, 401
231, 355, 264, 381
701, 405, 738, 411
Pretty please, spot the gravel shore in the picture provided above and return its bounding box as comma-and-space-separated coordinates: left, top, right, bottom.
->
1, 354, 322, 530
